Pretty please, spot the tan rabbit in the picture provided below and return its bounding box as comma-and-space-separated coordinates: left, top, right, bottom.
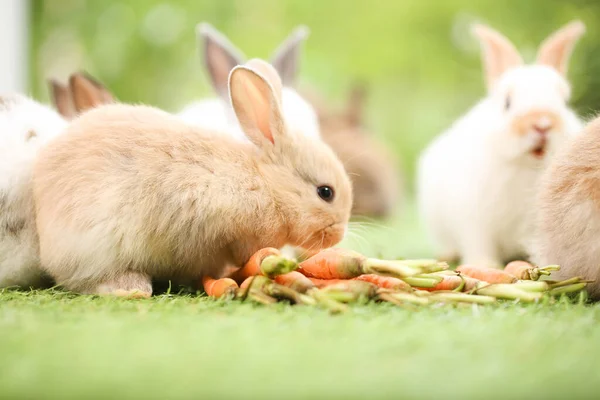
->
33, 59, 352, 296
307, 84, 402, 218
533, 117, 600, 299
49, 72, 115, 119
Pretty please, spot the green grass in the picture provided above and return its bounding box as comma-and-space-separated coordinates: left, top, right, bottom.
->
1, 202, 599, 399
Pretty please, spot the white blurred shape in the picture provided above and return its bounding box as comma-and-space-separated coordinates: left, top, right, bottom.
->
0, 0, 29, 93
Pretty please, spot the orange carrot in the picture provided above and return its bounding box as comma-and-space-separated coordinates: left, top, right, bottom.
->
354, 274, 411, 291
229, 248, 280, 283
202, 276, 238, 298
417, 274, 481, 292
307, 277, 348, 288
229, 248, 296, 282
298, 248, 445, 280
455, 265, 517, 284
504, 261, 559, 281
274, 271, 315, 293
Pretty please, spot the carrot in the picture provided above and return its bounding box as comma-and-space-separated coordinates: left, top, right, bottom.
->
229, 247, 297, 283
202, 276, 238, 298
307, 277, 349, 288
273, 271, 315, 293
474, 283, 542, 302
417, 274, 481, 292
354, 274, 411, 291
318, 280, 378, 302
455, 265, 517, 284
298, 248, 446, 280
504, 261, 560, 281
240, 275, 314, 305
229, 248, 280, 283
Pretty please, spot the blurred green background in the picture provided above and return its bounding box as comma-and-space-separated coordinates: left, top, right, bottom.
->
30, 0, 599, 192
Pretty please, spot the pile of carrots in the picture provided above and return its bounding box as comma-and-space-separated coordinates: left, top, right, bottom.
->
202, 248, 589, 313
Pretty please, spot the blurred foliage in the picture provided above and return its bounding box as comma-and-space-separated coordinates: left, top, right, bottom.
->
31, 0, 600, 191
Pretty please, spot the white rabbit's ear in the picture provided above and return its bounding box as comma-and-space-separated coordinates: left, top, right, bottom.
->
69, 72, 115, 114
471, 23, 523, 91
536, 20, 585, 76
197, 23, 246, 102
270, 26, 310, 86
49, 79, 76, 119
229, 59, 284, 147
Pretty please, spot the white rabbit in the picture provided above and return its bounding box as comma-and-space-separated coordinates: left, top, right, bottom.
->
177, 23, 320, 142
0, 94, 67, 287
417, 21, 585, 267
0, 72, 114, 289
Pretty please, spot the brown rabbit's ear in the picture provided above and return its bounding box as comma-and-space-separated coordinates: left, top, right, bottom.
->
345, 82, 367, 128
197, 23, 246, 102
48, 80, 76, 119
536, 20, 585, 76
69, 72, 114, 113
229, 59, 284, 147
270, 26, 310, 86
471, 23, 523, 91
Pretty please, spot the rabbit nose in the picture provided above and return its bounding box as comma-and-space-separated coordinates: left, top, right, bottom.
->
533, 125, 551, 135
533, 117, 553, 135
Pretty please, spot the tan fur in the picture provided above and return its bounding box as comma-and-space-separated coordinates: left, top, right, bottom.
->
534, 117, 600, 299
511, 110, 562, 137
303, 86, 401, 218
33, 60, 351, 295
537, 21, 586, 76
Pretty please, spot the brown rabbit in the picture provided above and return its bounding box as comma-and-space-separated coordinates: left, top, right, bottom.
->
33, 59, 352, 296
532, 116, 600, 299
304, 84, 402, 218
48, 72, 115, 119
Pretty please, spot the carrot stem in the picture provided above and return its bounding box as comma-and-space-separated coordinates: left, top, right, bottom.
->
309, 289, 348, 314
428, 292, 496, 305
402, 275, 444, 288
260, 255, 298, 278
548, 282, 587, 296
475, 284, 542, 302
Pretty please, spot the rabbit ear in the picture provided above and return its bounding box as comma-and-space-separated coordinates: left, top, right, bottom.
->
345, 82, 367, 127
69, 72, 114, 113
229, 59, 284, 147
471, 23, 523, 91
48, 80, 76, 119
270, 26, 310, 86
197, 23, 246, 102
536, 20, 585, 76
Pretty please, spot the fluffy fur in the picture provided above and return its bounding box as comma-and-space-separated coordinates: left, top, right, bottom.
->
417, 21, 585, 266
532, 117, 600, 299
33, 60, 352, 296
0, 94, 67, 287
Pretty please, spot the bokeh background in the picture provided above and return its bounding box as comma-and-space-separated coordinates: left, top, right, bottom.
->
21, 0, 600, 255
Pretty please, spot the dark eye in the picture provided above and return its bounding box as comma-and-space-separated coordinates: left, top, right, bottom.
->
317, 185, 335, 202
505, 95, 511, 111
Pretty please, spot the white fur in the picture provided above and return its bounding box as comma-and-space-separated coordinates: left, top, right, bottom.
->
177, 87, 321, 142
418, 66, 582, 266
0, 94, 67, 287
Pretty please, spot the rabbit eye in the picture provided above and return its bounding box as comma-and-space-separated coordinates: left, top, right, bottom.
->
505, 95, 511, 111
317, 185, 335, 202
